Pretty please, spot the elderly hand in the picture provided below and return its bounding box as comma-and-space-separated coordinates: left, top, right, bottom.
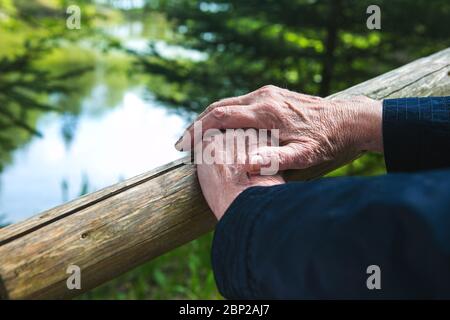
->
176, 85, 382, 173
197, 129, 285, 220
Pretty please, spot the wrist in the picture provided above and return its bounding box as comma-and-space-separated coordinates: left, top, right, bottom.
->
350, 96, 383, 153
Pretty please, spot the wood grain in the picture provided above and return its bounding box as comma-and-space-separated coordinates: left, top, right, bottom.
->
0, 48, 449, 299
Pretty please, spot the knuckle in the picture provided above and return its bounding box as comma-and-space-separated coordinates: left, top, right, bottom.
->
262, 84, 277, 91
258, 84, 277, 95
213, 106, 227, 118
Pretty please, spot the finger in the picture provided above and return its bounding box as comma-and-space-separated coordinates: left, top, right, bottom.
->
248, 143, 317, 173
175, 103, 251, 151
181, 93, 253, 134
176, 104, 263, 151
236, 128, 259, 167
204, 93, 253, 112
202, 105, 262, 130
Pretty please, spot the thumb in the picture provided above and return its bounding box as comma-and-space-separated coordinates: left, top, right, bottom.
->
249, 143, 316, 173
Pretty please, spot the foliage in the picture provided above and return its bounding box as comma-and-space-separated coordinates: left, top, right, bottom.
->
81, 233, 220, 299
138, 0, 449, 112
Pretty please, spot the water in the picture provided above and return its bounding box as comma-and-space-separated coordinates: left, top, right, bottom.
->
0, 19, 196, 224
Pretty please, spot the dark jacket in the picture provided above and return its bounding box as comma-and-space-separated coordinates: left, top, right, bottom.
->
212, 96, 450, 299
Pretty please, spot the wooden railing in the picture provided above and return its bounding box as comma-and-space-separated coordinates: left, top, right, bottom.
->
0, 48, 449, 299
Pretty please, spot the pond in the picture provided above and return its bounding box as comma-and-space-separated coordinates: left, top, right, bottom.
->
0, 18, 196, 224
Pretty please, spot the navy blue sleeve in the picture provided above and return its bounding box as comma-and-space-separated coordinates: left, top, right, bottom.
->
383, 97, 450, 173
212, 169, 450, 299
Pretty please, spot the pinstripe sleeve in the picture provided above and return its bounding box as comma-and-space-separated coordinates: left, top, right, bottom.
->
383, 97, 450, 172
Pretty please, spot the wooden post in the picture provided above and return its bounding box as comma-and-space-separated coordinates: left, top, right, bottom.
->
0, 48, 449, 299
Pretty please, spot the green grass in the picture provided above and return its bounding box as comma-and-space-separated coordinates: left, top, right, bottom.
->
80, 232, 222, 300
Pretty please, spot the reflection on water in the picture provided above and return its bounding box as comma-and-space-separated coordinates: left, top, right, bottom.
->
0, 88, 187, 223
0, 16, 196, 224
108, 20, 208, 60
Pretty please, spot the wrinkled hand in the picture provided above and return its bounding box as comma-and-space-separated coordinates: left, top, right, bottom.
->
176, 85, 382, 172
197, 129, 285, 220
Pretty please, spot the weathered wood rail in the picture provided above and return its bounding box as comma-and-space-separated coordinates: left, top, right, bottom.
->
0, 48, 449, 299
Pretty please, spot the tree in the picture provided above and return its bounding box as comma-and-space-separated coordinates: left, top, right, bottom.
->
139, 0, 449, 112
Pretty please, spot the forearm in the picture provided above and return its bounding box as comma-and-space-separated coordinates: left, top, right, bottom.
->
212, 169, 450, 299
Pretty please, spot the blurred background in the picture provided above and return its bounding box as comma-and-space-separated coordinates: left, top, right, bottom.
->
0, 0, 448, 299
